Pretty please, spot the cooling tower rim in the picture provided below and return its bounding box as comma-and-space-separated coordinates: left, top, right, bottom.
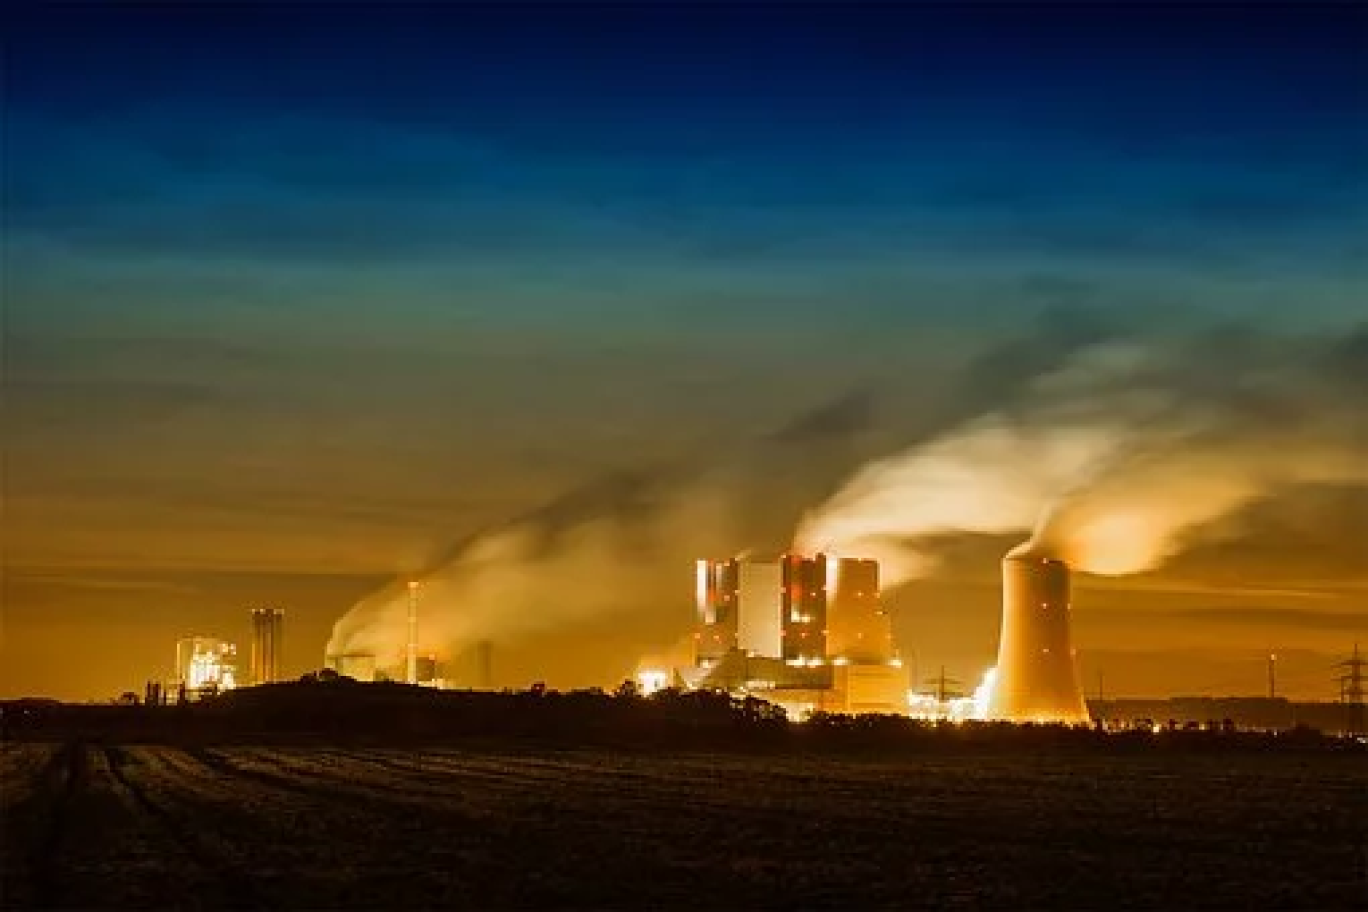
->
1004, 540, 1069, 565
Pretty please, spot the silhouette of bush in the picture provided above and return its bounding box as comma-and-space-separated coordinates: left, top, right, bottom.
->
2, 686, 1361, 756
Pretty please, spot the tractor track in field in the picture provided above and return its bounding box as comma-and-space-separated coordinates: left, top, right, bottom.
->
181, 745, 482, 833
102, 745, 266, 911
183, 744, 436, 811
26, 742, 87, 909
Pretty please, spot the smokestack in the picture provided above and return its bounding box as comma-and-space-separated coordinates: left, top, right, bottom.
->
986, 543, 1089, 724
250, 608, 284, 686
406, 581, 420, 685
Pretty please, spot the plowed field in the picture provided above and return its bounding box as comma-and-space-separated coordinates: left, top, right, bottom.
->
3, 744, 1362, 909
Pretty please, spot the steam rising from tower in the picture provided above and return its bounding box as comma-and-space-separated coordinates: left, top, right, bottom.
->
326, 325, 1367, 675
796, 330, 1368, 587
987, 543, 1088, 723
327, 391, 874, 664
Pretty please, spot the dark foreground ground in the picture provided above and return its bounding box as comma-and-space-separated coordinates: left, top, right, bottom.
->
2, 743, 1364, 910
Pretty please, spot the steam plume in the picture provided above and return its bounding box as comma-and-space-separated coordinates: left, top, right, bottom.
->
795, 327, 1368, 585
326, 392, 874, 663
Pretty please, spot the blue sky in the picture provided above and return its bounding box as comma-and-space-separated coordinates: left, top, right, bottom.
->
8, 4, 1365, 342
3, 4, 1365, 698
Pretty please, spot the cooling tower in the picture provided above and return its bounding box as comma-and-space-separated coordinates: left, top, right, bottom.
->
986, 543, 1090, 724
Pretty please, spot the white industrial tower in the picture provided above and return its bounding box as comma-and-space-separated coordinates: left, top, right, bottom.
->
406, 580, 420, 685
986, 542, 1090, 724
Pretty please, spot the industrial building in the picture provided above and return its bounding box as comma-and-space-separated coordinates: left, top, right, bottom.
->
175, 637, 238, 697
666, 543, 1094, 724
670, 554, 907, 717
985, 542, 1090, 723
251, 607, 285, 685
324, 651, 452, 688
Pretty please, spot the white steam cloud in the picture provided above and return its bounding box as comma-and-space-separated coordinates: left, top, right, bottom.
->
326, 395, 872, 664
796, 330, 1368, 585
328, 324, 1367, 667
325, 487, 726, 664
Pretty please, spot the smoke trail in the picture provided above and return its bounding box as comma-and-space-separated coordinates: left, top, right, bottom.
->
795, 326, 1368, 585
325, 391, 876, 664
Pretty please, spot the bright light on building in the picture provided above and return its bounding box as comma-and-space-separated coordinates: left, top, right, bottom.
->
695, 560, 710, 621
176, 638, 238, 694
637, 669, 669, 696
903, 667, 997, 723
972, 667, 997, 721
679, 552, 906, 716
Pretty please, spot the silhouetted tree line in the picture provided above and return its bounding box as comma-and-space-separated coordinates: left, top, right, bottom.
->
2, 681, 1362, 756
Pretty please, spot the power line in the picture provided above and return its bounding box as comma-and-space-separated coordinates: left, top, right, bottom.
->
1335, 643, 1365, 737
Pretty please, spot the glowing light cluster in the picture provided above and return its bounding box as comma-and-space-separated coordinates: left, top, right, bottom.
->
971, 667, 997, 720
636, 669, 669, 696
178, 638, 238, 692
904, 668, 996, 723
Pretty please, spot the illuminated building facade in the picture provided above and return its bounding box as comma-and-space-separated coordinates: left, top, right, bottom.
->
175, 637, 238, 695
695, 558, 740, 663
325, 652, 449, 688
737, 562, 783, 657
682, 553, 906, 716
781, 554, 826, 666
824, 556, 894, 664
251, 607, 284, 685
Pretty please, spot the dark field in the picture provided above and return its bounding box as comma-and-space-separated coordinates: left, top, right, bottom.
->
3, 743, 1364, 910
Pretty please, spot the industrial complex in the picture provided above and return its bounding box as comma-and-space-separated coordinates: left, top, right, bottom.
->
163, 607, 286, 702
173, 637, 238, 696
152, 534, 1098, 725
309, 545, 1095, 724
658, 553, 909, 717
631, 544, 1089, 723
145, 547, 1361, 736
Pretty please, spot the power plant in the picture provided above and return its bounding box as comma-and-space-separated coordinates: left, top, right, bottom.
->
315, 545, 1098, 724
323, 579, 467, 688
169, 607, 284, 700
647, 553, 908, 717
985, 541, 1090, 723
323, 650, 448, 686
175, 637, 238, 696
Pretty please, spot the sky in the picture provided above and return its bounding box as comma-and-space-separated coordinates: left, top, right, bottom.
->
3, 4, 1365, 701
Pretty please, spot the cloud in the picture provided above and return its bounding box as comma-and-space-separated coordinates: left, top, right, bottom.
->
1128, 607, 1367, 632
7, 334, 277, 374
796, 324, 1368, 584
4, 573, 199, 596
1164, 483, 1368, 584
324, 314, 1367, 668
7, 379, 226, 432
953, 303, 1122, 414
